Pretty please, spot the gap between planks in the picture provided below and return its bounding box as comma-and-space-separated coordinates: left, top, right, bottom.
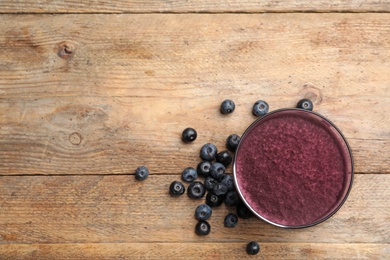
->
0, 172, 384, 177
1, 11, 390, 15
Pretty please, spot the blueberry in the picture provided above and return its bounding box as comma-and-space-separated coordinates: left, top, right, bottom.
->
195, 220, 211, 236
221, 174, 234, 191
237, 202, 254, 219
226, 134, 241, 152
169, 181, 185, 196
224, 213, 238, 228
252, 100, 269, 117
297, 98, 314, 111
200, 143, 218, 161
181, 167, 198, 182
204, 176, 218, 191
213, 182, 228, 196
225, 191, 239, 206
220, 99, 235, 114
246, 241, 260, 255
206, 192, 224, 207
182, 127, 197, 143
187, 181, 206, 200
195, 204, 212, 221
210, 162, 225, 181
197, 161, 212, 177
135, 166, 149, 181
216, 150, 233, 167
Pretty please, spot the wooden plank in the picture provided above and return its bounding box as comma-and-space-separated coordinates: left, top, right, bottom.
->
0, 14, 389, 175
0, 1, 390, 13
0, 96, 388, 175
0, 175, 388, 244
0, 243, 389, 259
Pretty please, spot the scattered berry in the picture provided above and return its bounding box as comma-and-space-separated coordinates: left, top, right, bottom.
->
226, 134, 241, 152
252, 100, 269, 117
210, 162, 225, 181
221, 174, 234, 191
195, 204, 212, 221
220, 99, 235, 114
197, 161, 212, 177
206, 192, 224, 207
169, 181, 185, 196
182, 127, 197, 143
297, 98, 314, 111
188, 181, 206, 199
216, 150, 233, 167
246, 241, 260, 255
204, 176, 218, 191
195, 220, 211, 236
200, 143, 218, 161
225, 191, 239, 206
135, 166, 149, 181
237, 202, 254, 219
181, 167, 198, 182
224, 213, 238, 228
213, 182, 228, 196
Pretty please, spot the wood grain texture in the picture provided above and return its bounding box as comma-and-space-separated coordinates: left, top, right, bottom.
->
0, 14, 389, 175
0, 11, 389, 259
1, 243, 389, 259
1, 0, 390, 13
0, 175, 389, 244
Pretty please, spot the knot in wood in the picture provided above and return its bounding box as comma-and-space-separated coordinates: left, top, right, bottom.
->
69, 132, 82, 145
299, 84, 323, 105
57, 42, 75, 59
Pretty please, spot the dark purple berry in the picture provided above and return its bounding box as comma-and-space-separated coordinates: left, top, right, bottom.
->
206, 192, 224, 207
226, 134, 241, 152
220, 99, 235, 114
210, 162, 225, 181
216, 150, 233, 167
225, 191, 239, 206
224, 213, 238, 228
187, 181, 206, 200
246, 241, 260, 255
221, 174, 234, 191
237, 202, 254, 219
200, 143, 218, 161
181, 167, 198, 182
204, 176, 218, 191
297, 99, 314, 111
195, 220, 211, 236
213, 182, 228, 196
182, 127, 197, 143
252, 100, 269, 117
195, 204, 212, 221
169, 181, 185, 196
135, 166, 149, 181
197, 161, 212, 177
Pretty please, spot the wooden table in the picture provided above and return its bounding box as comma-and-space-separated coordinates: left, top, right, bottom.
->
1, 1, 389, 259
